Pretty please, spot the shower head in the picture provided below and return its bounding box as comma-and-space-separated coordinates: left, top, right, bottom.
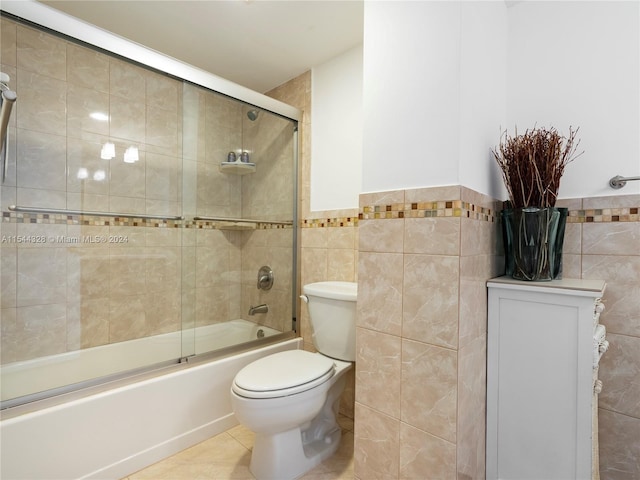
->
247, 109, 259, 121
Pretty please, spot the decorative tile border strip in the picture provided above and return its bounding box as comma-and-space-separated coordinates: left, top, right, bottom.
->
2, 211, 182, 228
186, 219, 291, 230
302, 217, 358, 228
358, 200, 495, 223
5, 205, 637, 230
1, 212, 292, 230
568, 207, 639, 223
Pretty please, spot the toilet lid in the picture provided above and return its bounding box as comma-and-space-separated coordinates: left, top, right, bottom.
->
232, 350, 335, 399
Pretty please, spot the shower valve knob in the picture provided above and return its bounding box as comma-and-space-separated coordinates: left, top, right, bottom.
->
257, 266, 274, 290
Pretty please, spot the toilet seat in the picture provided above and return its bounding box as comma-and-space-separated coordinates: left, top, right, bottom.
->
232, 350, 335, 399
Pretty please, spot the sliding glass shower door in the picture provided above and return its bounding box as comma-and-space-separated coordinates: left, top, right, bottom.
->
180, 82, 297, 358
0, 14, 298, 408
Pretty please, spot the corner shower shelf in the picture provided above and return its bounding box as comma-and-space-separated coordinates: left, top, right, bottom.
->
219, 161, 256, 175
193, 216, 293, 231
213, 220, 256, 231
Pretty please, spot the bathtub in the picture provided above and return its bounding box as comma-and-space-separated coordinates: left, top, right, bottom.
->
1, 319, 280, 402
0, 324, 300, 480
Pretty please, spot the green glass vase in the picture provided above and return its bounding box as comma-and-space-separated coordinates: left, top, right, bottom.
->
501, 207, 568, 281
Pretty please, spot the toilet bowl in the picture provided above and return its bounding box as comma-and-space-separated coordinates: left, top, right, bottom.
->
230, 281, 357, 480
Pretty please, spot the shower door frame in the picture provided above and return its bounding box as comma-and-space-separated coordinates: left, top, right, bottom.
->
0, 2, 300, 122
0, 1, 302, 409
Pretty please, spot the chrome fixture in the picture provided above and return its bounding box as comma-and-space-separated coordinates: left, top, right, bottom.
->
8, 205, 183, 221
257, 265, 274, 290
1, 72, 17, 183
609, 174, 640, 189
247, 109, 259, 121
248, 304, 269, 316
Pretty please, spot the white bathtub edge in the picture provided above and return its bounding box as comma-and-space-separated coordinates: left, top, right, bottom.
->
82, 413, 238, 480
1, 338, 301, 480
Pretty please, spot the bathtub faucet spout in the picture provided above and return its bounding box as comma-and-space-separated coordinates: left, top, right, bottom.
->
248, 304, 268, 315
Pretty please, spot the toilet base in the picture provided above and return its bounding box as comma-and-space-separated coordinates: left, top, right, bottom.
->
250, 425, 342, 480
249, 373, 347, 480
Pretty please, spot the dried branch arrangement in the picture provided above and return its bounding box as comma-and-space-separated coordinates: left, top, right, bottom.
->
493, 127, 583, 208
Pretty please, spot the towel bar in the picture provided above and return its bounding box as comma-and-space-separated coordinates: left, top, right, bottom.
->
609, 175, 640, 189
7, 205, 183, 220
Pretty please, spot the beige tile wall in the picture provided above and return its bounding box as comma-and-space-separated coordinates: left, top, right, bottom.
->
354, 185, 502, 480
558, 194, 640, 480
352, 188, 638, 480
1, 18, 297, 368
0, 18, 184, 363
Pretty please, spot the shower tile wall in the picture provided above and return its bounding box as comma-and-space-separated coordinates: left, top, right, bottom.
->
0, 18, 183, 364
239, 107, 296, 334
182, 85, 242, 332
0, 18, 295, 366
182, 82, 296, 336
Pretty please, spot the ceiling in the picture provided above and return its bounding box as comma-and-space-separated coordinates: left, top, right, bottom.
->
38, 0, 364, 93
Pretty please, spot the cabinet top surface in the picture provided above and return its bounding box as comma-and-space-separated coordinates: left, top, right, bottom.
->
487, 276, 606, 296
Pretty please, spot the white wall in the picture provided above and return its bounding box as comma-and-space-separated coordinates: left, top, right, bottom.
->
311, 45, 363, 211
361, 1, 508, 197
360, 0, 638, 200
459, 1, 508, 200
362, 1, 462, 194
507, 1, 640, 198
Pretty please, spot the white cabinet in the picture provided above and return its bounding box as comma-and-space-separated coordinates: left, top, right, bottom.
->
486, 277, 606, 480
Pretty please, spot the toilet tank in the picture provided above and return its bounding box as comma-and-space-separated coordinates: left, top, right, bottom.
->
302, 281, 357, 362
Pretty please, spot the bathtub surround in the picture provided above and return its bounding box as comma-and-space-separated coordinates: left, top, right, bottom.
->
0, 10, 302, 479
0, 16, 297, 383
1, 319, 280, 403
0, 338, 301, 480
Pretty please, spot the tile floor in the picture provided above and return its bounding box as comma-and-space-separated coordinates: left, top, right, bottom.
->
123, 414, 354, 480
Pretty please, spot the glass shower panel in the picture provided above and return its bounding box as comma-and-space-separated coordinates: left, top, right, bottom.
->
181, 82, 297, 357
0, 16, 187, 405
0, 14, 297, 408
239, 107, 297, 336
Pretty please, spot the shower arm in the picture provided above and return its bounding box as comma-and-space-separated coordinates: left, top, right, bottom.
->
0, 89, 17, 183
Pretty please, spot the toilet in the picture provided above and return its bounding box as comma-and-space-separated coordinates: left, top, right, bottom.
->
230, 281, 357, 480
